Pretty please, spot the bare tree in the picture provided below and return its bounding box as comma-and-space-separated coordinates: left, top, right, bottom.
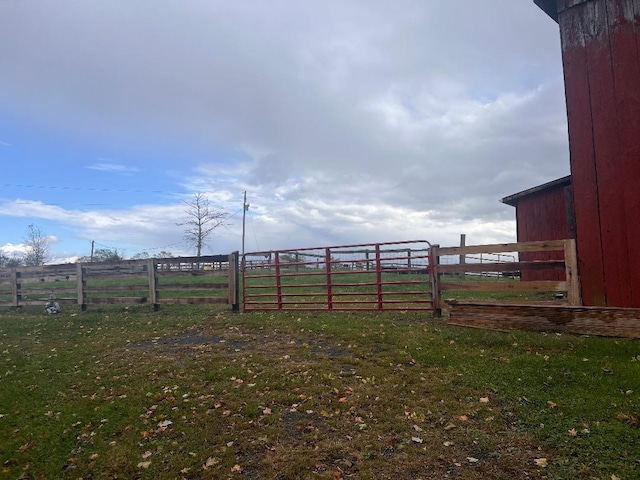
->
23, 224, 51, 266
0, 252, 23, 268
178, 193, 228, 256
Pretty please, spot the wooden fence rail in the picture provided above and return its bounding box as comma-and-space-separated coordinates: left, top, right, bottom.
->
430, 239, 582, 314
0, 253, 239, 311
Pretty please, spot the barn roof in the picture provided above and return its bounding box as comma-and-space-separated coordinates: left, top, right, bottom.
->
534, 0, 559, 22
501, 175, 571, 206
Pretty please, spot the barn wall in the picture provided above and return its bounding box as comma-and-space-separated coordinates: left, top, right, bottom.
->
558, 0, 640, 307
516, 186, 572, 281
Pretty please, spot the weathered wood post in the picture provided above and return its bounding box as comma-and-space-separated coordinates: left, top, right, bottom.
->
459, 234, 466, 280
564, 239, 582, 306
147, 259, 159, 311
429, 245, 442, 318
229, 251, 240, 312
76, 263, 87, 311
11, 267, 20, 308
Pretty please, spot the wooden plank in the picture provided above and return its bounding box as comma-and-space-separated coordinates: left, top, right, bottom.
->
560, 2, 607, 305
435, 260, 565, 274
156, 297, 228, 305
564, 239, 582, 305
148, 259, 157, 306
156, 269, 230, 278
156, 283, 227, 290
447, 302, 640, 338
84, 273, 149, 281
436, 240, 566, 257
584, 0, 632, 306
86, 297, 148, 304
85, 285, 148, 292
19, 288, 77, 295
77, 263, 85, 307
609, 0, 640, 306
228, 252, 238, 308
11, 268, 19, 307
15, 275, 78, 283
439, 280, 567, 292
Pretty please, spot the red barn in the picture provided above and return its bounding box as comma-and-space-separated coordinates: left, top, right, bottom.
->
534, 0, 640, 307
501, 176, 574, 281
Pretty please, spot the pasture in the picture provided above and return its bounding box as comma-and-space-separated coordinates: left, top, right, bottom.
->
1, 304, 638, 479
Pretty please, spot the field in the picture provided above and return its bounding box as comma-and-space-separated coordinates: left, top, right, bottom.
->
1, 304, 639, 479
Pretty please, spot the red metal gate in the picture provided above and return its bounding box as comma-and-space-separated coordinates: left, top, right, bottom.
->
242, 240, 433, 311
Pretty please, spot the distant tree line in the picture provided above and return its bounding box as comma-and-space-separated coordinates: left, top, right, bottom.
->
1, 193, 228, 268
0, 224, 174, 268
0, 224, 51, 268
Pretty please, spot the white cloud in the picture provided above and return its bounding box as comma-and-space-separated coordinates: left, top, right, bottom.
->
87, 162, 141, 174
0, 1, 568, 258
0, 140, 11, 147
0, 242, 28, 256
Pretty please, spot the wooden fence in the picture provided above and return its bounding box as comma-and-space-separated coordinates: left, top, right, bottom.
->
428, 239, 640, 338
430, 239, 582, 313
0, 253, 239, 311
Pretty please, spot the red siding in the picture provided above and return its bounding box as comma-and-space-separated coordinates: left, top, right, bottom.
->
558, 0, 640, 307
515, 186, 571, 281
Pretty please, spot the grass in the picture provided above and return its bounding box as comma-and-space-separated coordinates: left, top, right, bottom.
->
1, 304, 638, 479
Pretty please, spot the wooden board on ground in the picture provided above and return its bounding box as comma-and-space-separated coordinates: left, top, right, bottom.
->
447, 301, 640, 339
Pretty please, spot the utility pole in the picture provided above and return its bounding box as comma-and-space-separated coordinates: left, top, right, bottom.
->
242, 191, 249, 256
90, 240, 95, 262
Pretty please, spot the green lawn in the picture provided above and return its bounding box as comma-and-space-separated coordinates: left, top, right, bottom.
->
1, 305, 638, 479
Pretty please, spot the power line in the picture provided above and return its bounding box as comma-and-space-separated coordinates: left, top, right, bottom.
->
1, 183, 185, 195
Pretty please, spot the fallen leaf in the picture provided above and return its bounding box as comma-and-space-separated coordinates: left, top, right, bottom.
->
455, 415, 469, 421
333, 471, 344, 479
547, 400, 557, 408
137, 461, 151, 469
157, 420, 172, 428
467, 457, 479, 463
18, 441, 33, 453
338, 397, 348, 403
231, 464, 242, 473
479, 397, 489, 403
142, 451, 152, 459
568, 428, 578, 437
263, 407, 272, 415
444, 422, 457, 430
443, 441, 454, 447
204, 457, 219, 468
411, 436, 424, 444
534, 458, 548, 468
90, 453, 99, 460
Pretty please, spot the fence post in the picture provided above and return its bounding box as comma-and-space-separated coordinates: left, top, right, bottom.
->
76, 263, 87, 311
325, 248, 333, 310
459, 234, 466, 280
229, 251, 240, 312
429, 245, 442, 317
11, 267, 20, 308
275, 252, 283, 310
147, 259, 159, 311
564, 239, 582, 306
375, 244, 383, 309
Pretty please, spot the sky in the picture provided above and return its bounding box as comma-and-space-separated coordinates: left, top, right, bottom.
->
0, 0, 569, 263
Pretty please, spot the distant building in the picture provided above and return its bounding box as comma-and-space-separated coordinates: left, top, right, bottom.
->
501, 176, 573, 282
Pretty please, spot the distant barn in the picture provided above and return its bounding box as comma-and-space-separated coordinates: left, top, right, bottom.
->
502, 176, 574, 282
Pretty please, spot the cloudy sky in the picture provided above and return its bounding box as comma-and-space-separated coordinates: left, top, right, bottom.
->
0, 0, 568, 263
